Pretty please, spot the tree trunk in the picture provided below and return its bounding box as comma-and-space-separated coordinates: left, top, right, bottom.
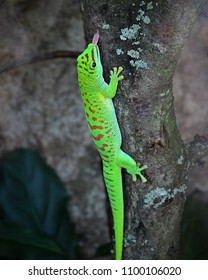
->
80, 0, 204, 259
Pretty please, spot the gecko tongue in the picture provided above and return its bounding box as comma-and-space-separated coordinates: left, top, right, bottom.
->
92, 32, 99, 45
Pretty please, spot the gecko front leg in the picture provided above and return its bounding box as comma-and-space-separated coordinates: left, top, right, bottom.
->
102, 67, 124, 98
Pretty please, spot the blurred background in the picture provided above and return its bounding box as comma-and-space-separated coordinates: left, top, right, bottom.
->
0, 0, 207, 259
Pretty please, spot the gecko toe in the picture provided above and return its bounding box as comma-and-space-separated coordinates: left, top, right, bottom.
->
118, 75, 124, 80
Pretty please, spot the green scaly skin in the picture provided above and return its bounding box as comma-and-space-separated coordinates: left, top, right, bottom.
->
77, 33, 147, 260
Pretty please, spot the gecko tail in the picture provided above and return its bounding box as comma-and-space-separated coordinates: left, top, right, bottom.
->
104, 164, 123, 260
114, 213, 123, 260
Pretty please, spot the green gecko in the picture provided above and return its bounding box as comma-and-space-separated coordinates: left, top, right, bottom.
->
77, 32, 147, 260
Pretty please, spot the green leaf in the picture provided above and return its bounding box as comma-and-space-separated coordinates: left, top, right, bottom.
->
0, 148, 78, 259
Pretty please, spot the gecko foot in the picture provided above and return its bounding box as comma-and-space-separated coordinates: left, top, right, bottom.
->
110, 66, 124, 81
130, 163, 147, 183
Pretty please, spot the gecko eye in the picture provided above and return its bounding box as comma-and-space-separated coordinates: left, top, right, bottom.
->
91, 62, 96, 68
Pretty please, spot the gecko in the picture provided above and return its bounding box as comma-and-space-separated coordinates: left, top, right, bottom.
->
77, 32, 147, 260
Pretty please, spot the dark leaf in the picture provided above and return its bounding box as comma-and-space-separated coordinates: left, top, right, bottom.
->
0, 148, 78, 259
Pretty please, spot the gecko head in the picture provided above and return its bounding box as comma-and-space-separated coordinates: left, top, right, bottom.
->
77, 32, 103, 80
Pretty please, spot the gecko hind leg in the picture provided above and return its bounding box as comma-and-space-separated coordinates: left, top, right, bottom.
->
116, 150, 147, 183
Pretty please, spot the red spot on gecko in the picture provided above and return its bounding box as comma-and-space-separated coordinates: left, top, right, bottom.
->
100, 120, 105, 123
80, 72, 87, 77
107, 148, 113, 153
91, 49, 95, 62
100, 152, 109, 158
104, 170, 112, 175
93, 134, 104, 141
92, 117, 97, 121
86, 98, 92, 105
98, 143, 108, 151
102, 159, 110, 163
106, 128, 112, 134
108, 187, 115, 192
88, 122, 103, 130
85, 112, 89, 118
104, 177, 113, 182
85, 54, 89, 62
89, 107, 96, 113
108, 187, 116, 192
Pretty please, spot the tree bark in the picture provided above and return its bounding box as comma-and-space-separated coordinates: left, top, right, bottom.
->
79, 0, 204, 259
